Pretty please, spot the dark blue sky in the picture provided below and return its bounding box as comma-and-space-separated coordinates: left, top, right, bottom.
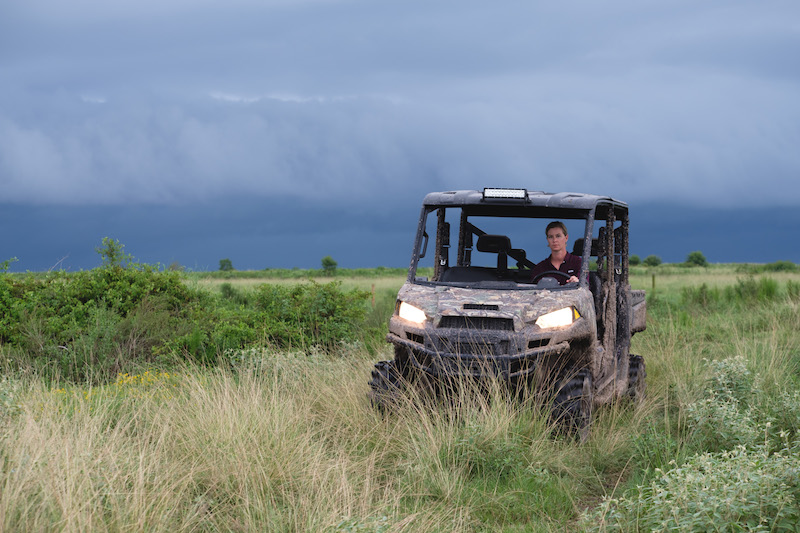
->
3, 199, 799, 272
2, 1, 799, 271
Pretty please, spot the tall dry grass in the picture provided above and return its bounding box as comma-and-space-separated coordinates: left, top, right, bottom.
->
1, 348, 663, 532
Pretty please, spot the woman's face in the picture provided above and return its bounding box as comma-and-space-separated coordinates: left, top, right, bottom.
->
546, 227, 568, 254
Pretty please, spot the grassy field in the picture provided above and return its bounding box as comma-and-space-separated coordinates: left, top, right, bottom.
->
2, 266, 800, 531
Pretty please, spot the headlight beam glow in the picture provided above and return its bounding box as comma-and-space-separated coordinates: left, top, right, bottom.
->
535, 307, 580, 329
398, 302, 427, 324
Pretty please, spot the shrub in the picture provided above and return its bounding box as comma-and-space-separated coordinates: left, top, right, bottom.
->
219, 283, 249, 305
1, 257, 18, 273
219, 258, 234, 272
763, 260, 799, 272
685, 250, 708, 267
163, 280, 371, 364
0, 240, 372, 380
585, 444, 800, 532
0, 260, 199, 381
628, 255, 641, 266
585, 355, 800, 532
96, 237, 131, 268
252, 281, 368, 349
321, 256, 338, 275
736, 261, 799, 274
642, 255, 662, 267
684, 356, 800, 453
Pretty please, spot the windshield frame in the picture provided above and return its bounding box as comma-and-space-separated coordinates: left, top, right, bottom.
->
407, 204, 595, 291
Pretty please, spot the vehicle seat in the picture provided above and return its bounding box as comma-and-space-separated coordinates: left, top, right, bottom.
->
572, 238, 599, 257
476, 234, 511, 276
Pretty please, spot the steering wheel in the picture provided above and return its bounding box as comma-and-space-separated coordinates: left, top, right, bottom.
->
532, 270, 572, 284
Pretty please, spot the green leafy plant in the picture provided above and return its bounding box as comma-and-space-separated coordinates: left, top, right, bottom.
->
1, 257, 18, 273
585, 444, 800, 532
96, 237, 132, 268
321, 256, 338, 275
685, 250, 708, 267
737, 261, 799, 274
643, 255, 662, 267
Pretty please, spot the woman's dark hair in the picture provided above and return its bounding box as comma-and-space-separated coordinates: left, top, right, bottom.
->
545, 221, 568, 237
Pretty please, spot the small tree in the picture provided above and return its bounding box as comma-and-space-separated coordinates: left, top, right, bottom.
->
219, 258, 234, 271
96, 237, 132, 268
321, 256, 337, 275
643, 255, 662, 267
686, 251, 709, 267
629, 254, 641, 266
0, 257, 18, 273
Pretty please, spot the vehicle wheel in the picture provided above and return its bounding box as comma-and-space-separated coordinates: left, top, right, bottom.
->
394, 345, 438, 398
552, 369, 593, 442
368, 360, 405, 410
393, 345, 412, 376
627, 354, 646, 402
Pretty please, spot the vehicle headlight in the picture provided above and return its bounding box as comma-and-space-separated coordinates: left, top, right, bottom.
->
398, 302, 427, 324
535, 307, 581, 329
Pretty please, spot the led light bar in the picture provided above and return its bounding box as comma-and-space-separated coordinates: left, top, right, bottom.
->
483, 188, 528, 200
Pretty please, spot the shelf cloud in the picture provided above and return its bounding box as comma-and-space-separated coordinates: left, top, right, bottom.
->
2, 0, 799, 269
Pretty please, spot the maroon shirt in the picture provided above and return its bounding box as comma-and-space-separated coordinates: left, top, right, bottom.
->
529, 252, 582, 285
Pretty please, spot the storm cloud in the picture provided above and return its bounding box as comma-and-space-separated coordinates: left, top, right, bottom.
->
1, 0, 799, 269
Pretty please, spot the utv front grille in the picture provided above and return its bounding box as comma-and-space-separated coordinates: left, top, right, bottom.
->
528, 338, 550, 349
439, 339, 510, 356
406, 332, 424, 344
463, 304, 499, 311
438, 316, 514, 331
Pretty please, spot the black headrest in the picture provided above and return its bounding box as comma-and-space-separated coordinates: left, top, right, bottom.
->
476, 234, 511, 253
573, 238, 600, 257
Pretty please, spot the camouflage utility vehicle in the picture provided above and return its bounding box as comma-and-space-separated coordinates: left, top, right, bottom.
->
369, 188, 647, 436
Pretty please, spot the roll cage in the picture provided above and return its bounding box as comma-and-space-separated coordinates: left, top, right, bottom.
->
407, 190, 631, 295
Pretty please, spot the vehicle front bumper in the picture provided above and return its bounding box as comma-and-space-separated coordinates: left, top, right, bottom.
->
387, 332, 570, 379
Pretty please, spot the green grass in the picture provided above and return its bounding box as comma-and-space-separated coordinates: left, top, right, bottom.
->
2, 267, 800, 531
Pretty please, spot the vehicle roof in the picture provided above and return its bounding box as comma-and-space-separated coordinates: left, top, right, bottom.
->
422, 190, 628, 211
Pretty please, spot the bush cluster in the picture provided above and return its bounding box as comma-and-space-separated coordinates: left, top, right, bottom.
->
685, 250, 708, 267
685, 356, 767, 451
175, 281, 370, 363
737, 260, 799, 274
587, 444, 800, 532
642, 255, 662, 267
0, 264, 195, 380
0, 262, 370, 382
585, 355, 800, 531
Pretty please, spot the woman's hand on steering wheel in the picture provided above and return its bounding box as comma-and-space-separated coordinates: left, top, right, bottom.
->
531, 270, 579, 284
